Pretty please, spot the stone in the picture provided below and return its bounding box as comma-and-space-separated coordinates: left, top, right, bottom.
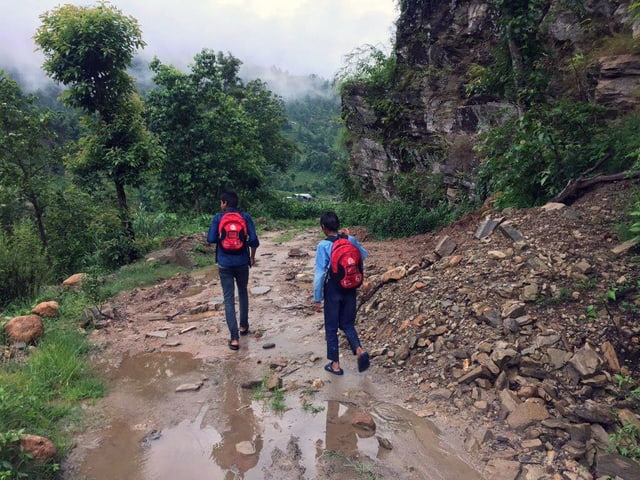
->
595, 450, 640, 479
5, 315, 44, 343
236, 440, 256, 455
32, 301, 59, 318
377, 435, 393, 450
506, 398, 550, 429
601, 341, 621, 372
251, 286, 271, 295
474, 217, 501, 239
501, 301, 526, 319
541, 202, 566, 211
351, 411, 376, 433
611, 237, 640, 255
488, 250, 508, 260
483, 458, 521, 480
434, 235, 457, 257
144, 248, 195, 268
175, 382, 203, 392
381, 266, 407, 282
618, 408, 640, 430
499, 222, 525, 242
547, 348, 571, 370
62, 272, 86, 287
145, 330, 169, 339
574, 400, 615, 425
569, 345, 604, 377
20, 434, 58, 462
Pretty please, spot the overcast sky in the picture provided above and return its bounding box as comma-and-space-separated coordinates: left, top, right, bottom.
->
0, 0, 398, 89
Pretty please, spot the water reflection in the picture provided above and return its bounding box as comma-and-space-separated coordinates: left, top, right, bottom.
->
210, 379, 263, 476
325, 401, 363, 457
142, 405, 222, 479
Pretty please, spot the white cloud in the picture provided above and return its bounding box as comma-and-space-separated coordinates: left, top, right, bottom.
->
0, 0, 397, 87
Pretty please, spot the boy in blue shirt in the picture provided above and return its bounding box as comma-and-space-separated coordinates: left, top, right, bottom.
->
313, 211, 370, 375
207, 190, 259, 350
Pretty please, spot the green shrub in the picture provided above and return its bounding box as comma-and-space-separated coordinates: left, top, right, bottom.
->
0, 221, 49, 309
336, 200, 455, 239
87, 210, 139, 271
252, 196, 333, 222
476, 100, 610, 207
44, 187, 97, 278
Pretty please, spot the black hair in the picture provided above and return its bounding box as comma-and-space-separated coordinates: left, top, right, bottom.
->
320, 211, 339, 232
221, 190, 239, 208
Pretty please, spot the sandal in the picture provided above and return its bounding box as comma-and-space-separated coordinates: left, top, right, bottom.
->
239, 328, 250, 336
357, 352, 370, 372
324, 362, 344, 376
228, 340, 239, 351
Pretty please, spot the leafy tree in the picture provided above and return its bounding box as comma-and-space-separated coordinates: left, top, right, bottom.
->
34, 2, 163, 257
242, 79, 297, 173
285, 90, 342, 174
145, 50, 295, 213
0, 70, 60, 252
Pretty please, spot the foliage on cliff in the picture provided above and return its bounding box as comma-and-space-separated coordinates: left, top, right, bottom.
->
337, 0, 640, 217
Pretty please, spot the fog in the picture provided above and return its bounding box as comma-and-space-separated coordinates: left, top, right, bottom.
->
0, 0, 397, 97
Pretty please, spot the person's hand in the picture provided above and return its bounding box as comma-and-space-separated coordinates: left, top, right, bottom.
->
314, 302, 322, 313
250, 256, 256, 266
339, 228, 350, 236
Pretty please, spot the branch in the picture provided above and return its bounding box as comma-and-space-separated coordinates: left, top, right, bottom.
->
551, 169, 640, 204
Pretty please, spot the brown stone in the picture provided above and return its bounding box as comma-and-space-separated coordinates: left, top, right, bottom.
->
62, 272, 86, 287
20, 434, 58, 462
351, 411, 376, 435
434, 235, 457, 257
381, 266, 407, 282
601, 341, 621, 373
32, 301, 59, 318
5, 315, 44, 343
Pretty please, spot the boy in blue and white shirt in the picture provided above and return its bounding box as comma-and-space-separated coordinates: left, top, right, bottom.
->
313, 211, 370, 375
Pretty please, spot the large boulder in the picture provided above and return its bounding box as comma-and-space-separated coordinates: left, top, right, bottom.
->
32, 301, 59, 318
5, 314, 44, 343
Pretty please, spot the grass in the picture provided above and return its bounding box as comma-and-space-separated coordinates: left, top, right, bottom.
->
609, 422, 640, 461
302, 401, 325, 415
0, 252, 198, 479
0, 315, 104, 479
251, 375, 287, 414
322, 451, 378, 479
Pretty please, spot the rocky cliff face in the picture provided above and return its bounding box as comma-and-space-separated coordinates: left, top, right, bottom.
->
342, 0, 640, 202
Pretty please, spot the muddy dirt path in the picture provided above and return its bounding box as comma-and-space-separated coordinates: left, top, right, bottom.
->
62, 229, 484, 480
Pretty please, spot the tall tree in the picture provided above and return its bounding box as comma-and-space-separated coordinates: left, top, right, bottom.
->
34, 2, 162, 252
146, 50, 295, 213
0, 70, 58, 252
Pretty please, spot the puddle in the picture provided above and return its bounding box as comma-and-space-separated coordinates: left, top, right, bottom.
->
69, 351, 482, 480
177, 285, 207, 298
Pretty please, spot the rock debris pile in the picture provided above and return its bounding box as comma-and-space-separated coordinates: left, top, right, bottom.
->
357, 181, 640, 480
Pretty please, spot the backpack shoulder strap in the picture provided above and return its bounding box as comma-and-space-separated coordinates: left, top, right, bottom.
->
327, 233, 347, 243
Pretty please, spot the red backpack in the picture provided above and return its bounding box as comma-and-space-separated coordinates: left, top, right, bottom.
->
218, 211, 248, 254
329, 234, 363, 290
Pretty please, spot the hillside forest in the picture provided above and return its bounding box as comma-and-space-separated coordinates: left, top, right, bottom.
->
0, 3, 356, 309
1, 2, 640, 309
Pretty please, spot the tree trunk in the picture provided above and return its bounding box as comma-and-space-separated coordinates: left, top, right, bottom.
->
114, 177, 135, 243
551, 170, 640, 204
